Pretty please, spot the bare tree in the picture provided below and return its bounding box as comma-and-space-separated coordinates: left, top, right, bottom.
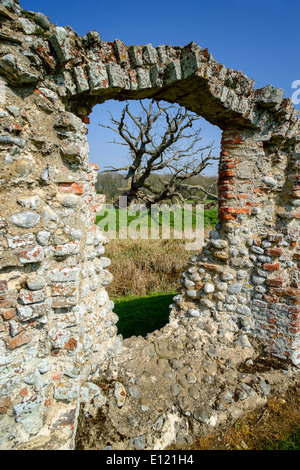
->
99, 99, 218, 208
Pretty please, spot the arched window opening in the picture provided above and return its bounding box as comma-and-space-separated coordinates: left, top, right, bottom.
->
87, 99, 221, 338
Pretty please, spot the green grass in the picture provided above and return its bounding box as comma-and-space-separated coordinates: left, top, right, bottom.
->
261, 428, 300, 450
203, 208, 219, 227
96, 207, 218, 233
113, 291, 177, 339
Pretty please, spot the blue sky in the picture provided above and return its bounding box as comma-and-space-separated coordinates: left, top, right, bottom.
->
21, 0, 300, 175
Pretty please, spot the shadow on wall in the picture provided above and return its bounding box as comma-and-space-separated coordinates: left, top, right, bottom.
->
113, 292, 176, 338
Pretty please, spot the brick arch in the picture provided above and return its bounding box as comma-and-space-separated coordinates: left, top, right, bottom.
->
0, 0, 299, 450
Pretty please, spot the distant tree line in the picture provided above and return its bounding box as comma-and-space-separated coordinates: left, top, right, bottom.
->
96, 171, 218, 207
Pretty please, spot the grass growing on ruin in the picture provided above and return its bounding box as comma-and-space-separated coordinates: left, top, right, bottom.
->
103, 236, 201, 298
97, 208, 216, 298
113, 291, 177, 339
262, 428, 300, 450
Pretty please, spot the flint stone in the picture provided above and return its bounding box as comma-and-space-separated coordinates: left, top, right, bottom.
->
34, 12, 51, 30
19, 18, 35, 34
235, 334, 251, 348
14, 394, 42, 422
199, 298, 215, 308
49, 27, 75, 63
252, 275, 266, 286
17, 299, 52, 321
188, 386, 200, 400
209, 230, 220, 239
186, 371, 197, 384
193, 406, 211, 424
211, 239, 228, 249
186, 289, 197, 298
203, 283, 214, 294
80, 382, 101, 403
216, 282, 228, 291
134, 435, 146, 450
37, 230, 50, 246
37, 359, 51, 374
171, 383, 181, 396
251, 245, 264, 255
220, 272, 235, 281
236, 305, 251, 315
0, 135, 26, 147
263, 176, 277, 187
53, 380, 80, 402
61, 194, 80, 207
9, 211, 40, 228
17, 196, 41, 210
114, 381, 126, 407
227, 283, 242, 295
259, 379, 271, 395
93, 394, 108, 408
187, 308, 201, 317
26, 274, 46, 291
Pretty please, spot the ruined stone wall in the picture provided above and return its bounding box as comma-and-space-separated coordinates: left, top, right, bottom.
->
0, 0, 299, 450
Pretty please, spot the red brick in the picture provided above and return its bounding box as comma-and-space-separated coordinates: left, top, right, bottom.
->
0, 281, 8, 295
35, 42, 57, 70
220, 162, 237, 170
0, 293, 17, 308
6, 330, 33, 350
18, 246, 44, 264
219, 192, 235, 199
218, 184, 235, 192
52, 371, 63, 381
253, 187, 266, 195
51, 283, 77, 297
0, 398, 12, 414
246, 201, 260, 207
89, 163, 99, 171
266, 277, 284, 287
81, 115, 90, 124
267, 234, 283, 243
219, 170, 235, 179
219, 207, 250, 215
19, 387, 29, 397
263, 262, 281, 271
266, 247, 283, 258
219, 214, 236, 221
221, 135, 244, 145
1, 308, 16, 320
58, 183, 84, 194
8, 123, 22, 133
268, 287, 300, 302
18, 288, 47, 305
64, 338, 78, 350
51, 297, 77, 308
